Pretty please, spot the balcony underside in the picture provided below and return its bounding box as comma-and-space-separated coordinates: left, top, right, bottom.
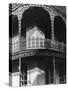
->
10, 49, 66, 60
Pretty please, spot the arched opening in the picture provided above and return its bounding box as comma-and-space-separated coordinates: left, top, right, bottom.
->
21, 56, 53, 86
9, 15, 18, 38
21, 7, 51, 38
54, 16, 66, 43
21, 7, 51, 49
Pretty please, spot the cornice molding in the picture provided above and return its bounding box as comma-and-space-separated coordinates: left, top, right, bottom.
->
9, 3, 66, 22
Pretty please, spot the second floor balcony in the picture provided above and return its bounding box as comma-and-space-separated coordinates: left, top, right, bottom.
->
26, 38, 66, 51
11, 37, 66, 53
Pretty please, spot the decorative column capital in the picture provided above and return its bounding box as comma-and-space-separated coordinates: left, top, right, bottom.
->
50, 11, 55, 21
16, 8, 23, 20
17, 14, 22, 21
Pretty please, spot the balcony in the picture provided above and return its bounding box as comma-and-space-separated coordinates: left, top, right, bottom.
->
26, 38, 66, 52
11, 38, 66, 53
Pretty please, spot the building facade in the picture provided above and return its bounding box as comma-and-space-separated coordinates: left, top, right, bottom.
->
9, 3, 66, 87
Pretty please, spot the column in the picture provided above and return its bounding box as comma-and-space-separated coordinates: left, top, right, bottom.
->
48, 69, 51, 84
27, 70, 31, 86
50, 12, 56, 84
50, 11, 56, 50
18, 15, 22, 86
50, 12, 55, 41
53, 56, 56, 84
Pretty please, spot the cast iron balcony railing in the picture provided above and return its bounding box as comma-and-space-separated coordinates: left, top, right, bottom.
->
26, 38, 66, 52
12, 40, 19, 53
11, 38, 66, 53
